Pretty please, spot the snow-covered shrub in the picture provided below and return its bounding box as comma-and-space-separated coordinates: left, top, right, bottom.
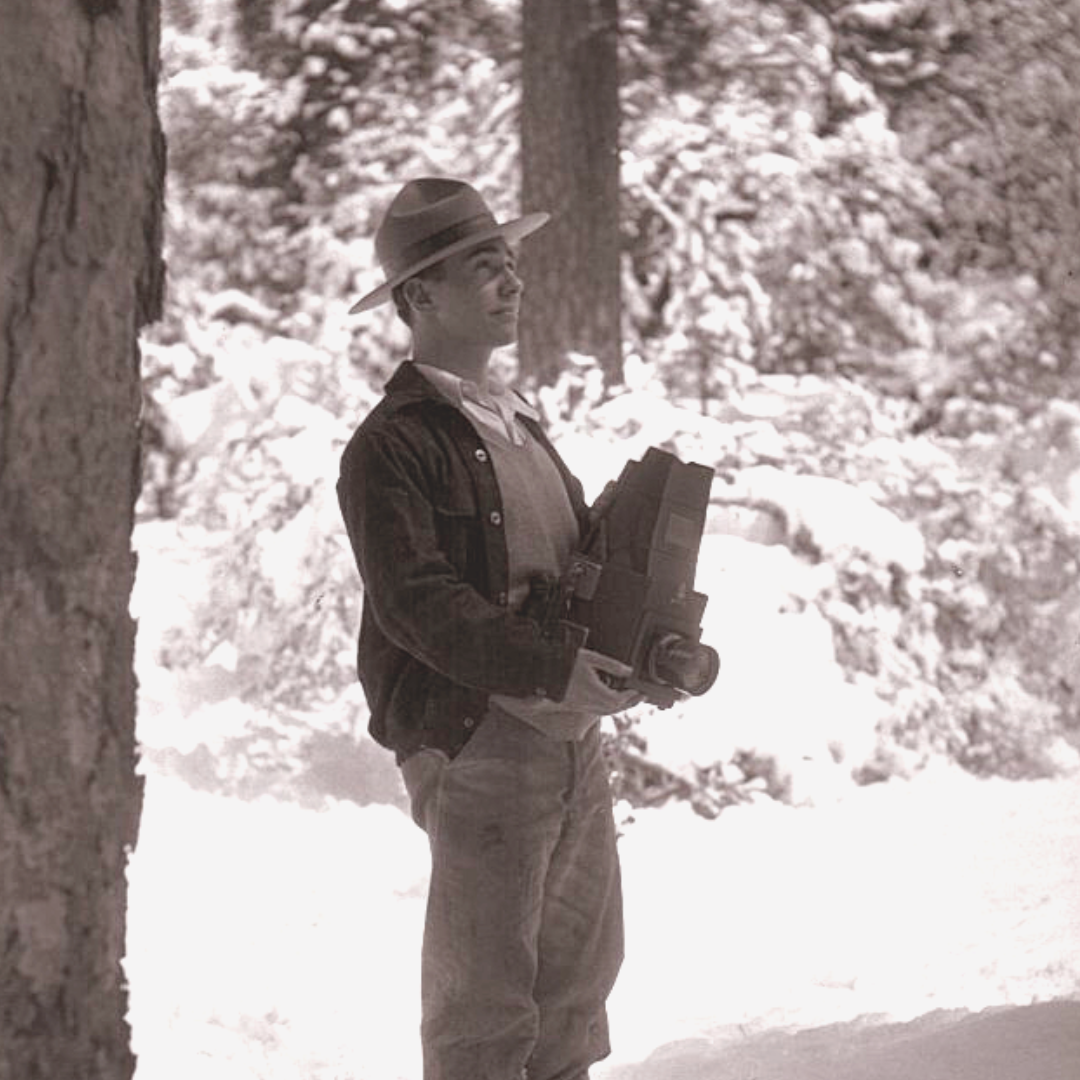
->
798, 392, 1080, 783
145, 323, 377, 715
137, 0, 1080, 814
620, 1, 943, 399
602, 370, 1080, 809
158, 37, 307, 313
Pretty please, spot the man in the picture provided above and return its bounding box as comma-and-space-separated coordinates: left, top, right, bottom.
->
337, 177, 636, 1080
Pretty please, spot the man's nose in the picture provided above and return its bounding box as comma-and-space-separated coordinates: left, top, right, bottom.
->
500, 266, 523, 295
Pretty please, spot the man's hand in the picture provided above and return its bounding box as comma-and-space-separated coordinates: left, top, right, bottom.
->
561, 648, 640, 715
489, 648, 640, 740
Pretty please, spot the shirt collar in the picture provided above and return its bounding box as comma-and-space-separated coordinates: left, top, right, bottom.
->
412, 362, 539, 422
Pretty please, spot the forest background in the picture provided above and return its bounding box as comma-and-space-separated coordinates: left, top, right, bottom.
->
140, 0, 1080, 815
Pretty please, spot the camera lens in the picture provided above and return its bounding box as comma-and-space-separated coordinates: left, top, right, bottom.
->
646, 633, 720, 696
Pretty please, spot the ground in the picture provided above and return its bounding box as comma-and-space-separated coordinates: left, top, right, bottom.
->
124, 754, 1080, 1080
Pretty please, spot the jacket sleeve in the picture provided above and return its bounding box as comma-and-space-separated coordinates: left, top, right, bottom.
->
337, 427, 580, 700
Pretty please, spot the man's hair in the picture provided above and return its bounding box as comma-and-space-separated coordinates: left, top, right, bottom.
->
391, 261, 446, 327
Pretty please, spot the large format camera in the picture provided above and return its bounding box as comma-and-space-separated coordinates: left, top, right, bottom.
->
528, 447, 720, 709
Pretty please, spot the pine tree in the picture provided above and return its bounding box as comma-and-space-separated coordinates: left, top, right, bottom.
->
520, 0, 623, 386
0, 1, 164, 1075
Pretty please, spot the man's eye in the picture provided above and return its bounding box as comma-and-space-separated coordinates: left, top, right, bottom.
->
473, 256, 513, 280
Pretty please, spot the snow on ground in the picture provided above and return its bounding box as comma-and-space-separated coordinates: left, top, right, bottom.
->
125, 755, 1080, 1080
125, 418, 1080, 1079
604, 768, 1080, 1068
125, 776, 430, 1080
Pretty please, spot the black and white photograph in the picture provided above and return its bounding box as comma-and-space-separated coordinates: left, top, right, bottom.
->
2, 1, 1079, 1078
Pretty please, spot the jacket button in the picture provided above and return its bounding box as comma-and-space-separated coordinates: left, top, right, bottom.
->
463, 716, 475, 729
475, 448, 489, 463
489, 510, 502, 526
497, 591, 508, 606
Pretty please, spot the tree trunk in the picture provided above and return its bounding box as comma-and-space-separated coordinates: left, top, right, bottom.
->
0, 1, 164, 1078
519, 0, 622, 387
234, 0, 276, 65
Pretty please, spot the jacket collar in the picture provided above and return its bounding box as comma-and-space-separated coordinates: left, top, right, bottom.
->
383, 359, 449, 406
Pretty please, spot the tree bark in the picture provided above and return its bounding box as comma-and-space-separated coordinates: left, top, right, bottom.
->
519, 0, 622, 387
0, 1, 164, 1077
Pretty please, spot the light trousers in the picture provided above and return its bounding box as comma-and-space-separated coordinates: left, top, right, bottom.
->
402, 707, 624, 1080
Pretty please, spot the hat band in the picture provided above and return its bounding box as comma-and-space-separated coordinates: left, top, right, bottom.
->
392, 212, 497, 276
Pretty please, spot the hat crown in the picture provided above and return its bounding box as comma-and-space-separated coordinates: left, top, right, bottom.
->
376, 178, 496, 279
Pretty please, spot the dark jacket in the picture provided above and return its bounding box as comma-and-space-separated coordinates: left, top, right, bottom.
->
337, 362, 589, 763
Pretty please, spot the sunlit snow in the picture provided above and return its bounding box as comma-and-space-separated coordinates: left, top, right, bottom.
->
126, 500, 1080, 1080
125, 750, 1080, 1080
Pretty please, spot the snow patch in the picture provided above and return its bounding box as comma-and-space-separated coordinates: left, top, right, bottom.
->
718, 465, 925, 571
629, 535, 887, 804
125, 766, 1080, 1080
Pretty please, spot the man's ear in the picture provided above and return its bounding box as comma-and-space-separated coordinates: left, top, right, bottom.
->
402, 277, 434, 313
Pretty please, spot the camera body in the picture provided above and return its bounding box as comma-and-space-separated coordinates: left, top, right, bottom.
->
529, 447, 720, 709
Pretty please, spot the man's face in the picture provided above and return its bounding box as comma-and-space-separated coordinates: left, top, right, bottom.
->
423, 238, 524, 349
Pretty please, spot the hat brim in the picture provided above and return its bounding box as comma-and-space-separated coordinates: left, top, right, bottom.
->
348, 210, 550, 314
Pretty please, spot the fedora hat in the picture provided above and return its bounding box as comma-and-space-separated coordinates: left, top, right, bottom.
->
349, 178, 550, 314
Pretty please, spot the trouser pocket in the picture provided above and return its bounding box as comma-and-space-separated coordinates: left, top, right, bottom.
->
400, 748, 449, 832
